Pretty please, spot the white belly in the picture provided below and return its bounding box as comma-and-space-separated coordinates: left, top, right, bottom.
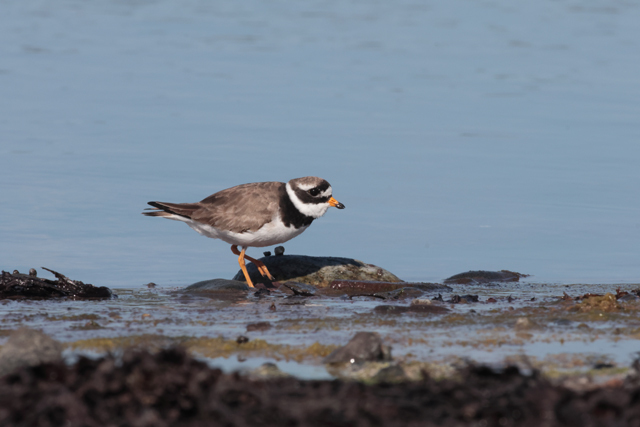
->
176, 216, 309, 248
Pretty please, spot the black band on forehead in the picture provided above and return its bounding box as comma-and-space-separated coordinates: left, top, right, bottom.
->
315, 180, 330, 192
289, 176, 331, 190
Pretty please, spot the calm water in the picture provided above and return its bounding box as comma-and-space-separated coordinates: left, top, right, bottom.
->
2, 0, 640, 288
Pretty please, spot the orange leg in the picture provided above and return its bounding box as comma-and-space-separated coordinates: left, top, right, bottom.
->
231, 245, 275, 281
231, 245, 254, 288
242, 254, 275, 280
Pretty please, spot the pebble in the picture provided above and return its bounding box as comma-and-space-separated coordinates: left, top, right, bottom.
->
323, 332, 392, 364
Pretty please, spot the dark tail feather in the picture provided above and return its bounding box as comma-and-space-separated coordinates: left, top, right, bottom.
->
142, 201, 199, 219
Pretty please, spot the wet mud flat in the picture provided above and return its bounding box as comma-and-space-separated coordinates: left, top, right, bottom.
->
2, 271, 640, 382
3, 347, 640, 427
3, 267, 640, 424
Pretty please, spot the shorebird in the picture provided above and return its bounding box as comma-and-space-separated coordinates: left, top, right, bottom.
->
143, 176, 345, 287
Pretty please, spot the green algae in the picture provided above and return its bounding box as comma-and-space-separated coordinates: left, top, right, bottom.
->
66, 334, 338, 363
185, 337, 337, 362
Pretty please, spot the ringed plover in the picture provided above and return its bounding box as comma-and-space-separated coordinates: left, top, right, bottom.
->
143, 176, 345, 287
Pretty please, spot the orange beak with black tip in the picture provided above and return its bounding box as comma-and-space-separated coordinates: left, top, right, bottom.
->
329, 197, 345, 209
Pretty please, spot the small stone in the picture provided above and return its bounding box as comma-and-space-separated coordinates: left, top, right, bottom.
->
236, 336, 249, 344
323, 332, 392, 364
29, 268, 37, 276
274, 246, 285, 256
514, 317, 538, 330
263, 251, 271, 257
269, 303, 276, 311
146, 282, 157, 288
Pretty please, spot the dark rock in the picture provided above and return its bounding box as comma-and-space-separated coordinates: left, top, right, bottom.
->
282, 281, 317, 296
145, 282, 157, 288
373, 304, 450, 315
263, 251, 271, 257
274, 246, 285, 256
233, 255, 401, 287
432, 293, 479, 304
253, 288, 271, 297
593, 362, 615, 370
0, 268, 113, 300
444, 270, 529, 284
618, 294, 638, 302
236, 336, 249, 344
449, 294, 479, 303
246, 322, 272, 332
373, 365, 408, 383
323, 332, 392, 364
184, 278, 251, 292
0, 328, 63, 376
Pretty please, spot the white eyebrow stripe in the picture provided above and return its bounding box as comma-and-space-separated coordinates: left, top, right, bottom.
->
320, 186, 332, 198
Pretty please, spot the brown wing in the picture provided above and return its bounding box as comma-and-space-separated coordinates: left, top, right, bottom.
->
191, 181, 285, 233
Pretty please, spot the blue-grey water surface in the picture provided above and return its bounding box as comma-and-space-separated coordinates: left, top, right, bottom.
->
2, 0, 640, 287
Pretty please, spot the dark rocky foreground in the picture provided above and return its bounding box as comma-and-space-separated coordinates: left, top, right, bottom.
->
1, 347, 639, 427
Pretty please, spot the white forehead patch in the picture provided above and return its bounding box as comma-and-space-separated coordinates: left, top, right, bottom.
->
296, 183, 315, 191
320, 186, 332, 198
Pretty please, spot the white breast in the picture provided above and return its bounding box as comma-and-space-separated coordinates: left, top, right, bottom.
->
172, 214, 309, 248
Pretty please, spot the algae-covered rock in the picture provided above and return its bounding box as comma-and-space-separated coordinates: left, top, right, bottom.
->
0, 268, 112, 300
573, 293, 621, 312
0, 328, 63, 376
232, 255, 401, 287
282, 282, 317, 296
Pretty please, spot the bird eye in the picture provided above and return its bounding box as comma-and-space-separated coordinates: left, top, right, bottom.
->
308, 188, 320, 196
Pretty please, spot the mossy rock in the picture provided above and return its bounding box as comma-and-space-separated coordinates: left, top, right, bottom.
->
232, 255, 402, 287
